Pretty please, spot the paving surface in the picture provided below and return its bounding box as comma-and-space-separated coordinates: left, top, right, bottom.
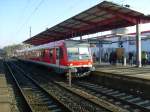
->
0, 75, 11, 112
0, 60, 11, 112
95, 63, 150, 81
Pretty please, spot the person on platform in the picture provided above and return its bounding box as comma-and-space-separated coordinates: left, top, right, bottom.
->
113, 51, 117, 65
128, 52, 133, 66
92, 52, 96, 63
142, 51, 148, 66
104, 52, 108, 62
109, 52, 113, 64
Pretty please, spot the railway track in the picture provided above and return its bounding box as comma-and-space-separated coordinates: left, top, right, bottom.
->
4, 62, 33, 112
5, 61, 70, 112
4, 63, 29, 112
12, 60, 150, 112
14, 61, 132, 112
11, 60, 126, 112
92, 70, 150, 99
8, 60, 112, 112
74, 81, 150, 112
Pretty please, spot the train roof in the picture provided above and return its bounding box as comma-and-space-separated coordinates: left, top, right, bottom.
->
17, 40, 90, 52
65, 40, 90, 47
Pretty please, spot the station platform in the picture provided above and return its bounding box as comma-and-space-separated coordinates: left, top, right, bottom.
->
94, 63, 150, 81
0, 60, 11, 112
0, 75, 11, 112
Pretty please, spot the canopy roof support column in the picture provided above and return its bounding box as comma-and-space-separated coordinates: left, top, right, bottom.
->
136, 22, 142, 67
80, 36, 82, 40
99, 40, 102, 64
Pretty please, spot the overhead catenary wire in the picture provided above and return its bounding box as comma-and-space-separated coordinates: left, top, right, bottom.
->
46, 0, 88, 29
46, 0, 107, 41
14, 0, 45, 37
17, 1, 29, 21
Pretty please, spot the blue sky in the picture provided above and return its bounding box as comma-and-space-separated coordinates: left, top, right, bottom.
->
0, 0, 150, 48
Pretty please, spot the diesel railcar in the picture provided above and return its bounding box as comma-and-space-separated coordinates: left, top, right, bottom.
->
17, 40, 95, 77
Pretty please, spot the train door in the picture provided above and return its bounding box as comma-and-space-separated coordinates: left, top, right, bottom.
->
56, 48, 60, 65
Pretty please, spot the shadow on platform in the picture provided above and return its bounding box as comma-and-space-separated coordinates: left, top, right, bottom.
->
0, 59, 5, 74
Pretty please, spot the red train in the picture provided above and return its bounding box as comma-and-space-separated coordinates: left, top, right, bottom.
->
17, 40, 95, 77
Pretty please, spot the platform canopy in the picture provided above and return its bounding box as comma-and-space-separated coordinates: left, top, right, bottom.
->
24, 1, 150, 45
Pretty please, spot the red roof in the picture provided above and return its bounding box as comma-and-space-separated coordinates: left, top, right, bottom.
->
24, 1, 150, 45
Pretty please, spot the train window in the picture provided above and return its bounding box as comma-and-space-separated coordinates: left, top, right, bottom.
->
67, 47, 90, 61
56, 48, 59, 59
37, 51, 41, 57
49, 49, 53, 57
42, 50, 45, 57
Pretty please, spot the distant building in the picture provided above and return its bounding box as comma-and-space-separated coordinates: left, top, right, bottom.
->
3, 44, 33, 57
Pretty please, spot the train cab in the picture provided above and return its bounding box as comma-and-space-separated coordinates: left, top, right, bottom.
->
65, 41, 94, 77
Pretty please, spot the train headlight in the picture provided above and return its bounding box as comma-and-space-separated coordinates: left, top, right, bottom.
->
70, 63, 73, 66
72, 68, 77, 72
68, 67, 77, 72
88, 62, 91, 65
90, 67, 95, 71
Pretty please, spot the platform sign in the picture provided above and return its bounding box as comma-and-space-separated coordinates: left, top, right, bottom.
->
128, 37, 136, 45
116, 48, 124, 60
88, 39, 112, 44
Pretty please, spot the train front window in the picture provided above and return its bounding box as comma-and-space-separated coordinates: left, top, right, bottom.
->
67, 47, 90, 61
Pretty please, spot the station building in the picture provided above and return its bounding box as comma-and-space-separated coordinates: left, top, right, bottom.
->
90, 30, 150, 64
